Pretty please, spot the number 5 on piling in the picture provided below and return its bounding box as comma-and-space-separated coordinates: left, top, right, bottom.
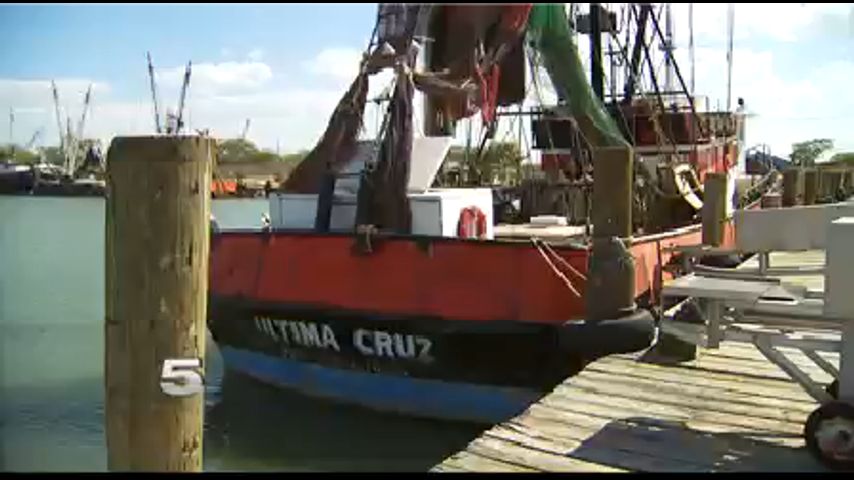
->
160, 358, 205, 397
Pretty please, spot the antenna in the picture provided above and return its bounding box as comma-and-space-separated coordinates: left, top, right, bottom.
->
147, 52, 163, 134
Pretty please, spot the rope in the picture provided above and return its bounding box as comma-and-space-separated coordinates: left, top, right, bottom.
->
536, 237, 587, 281
531, 237, 582, 298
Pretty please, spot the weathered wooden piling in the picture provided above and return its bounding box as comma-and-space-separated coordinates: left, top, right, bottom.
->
701, 172, 728, 247
819, 169, 843, 202
105, 135, 212, 472
660, 171, 728, 362
781, 168, 801, 207
803, 168, 818, 205
586, 146, 635, 321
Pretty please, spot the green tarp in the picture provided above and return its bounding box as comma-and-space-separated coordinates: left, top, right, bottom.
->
526, 4, 629, 148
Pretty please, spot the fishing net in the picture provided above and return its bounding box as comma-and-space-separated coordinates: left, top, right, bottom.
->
526, 4, 629, 149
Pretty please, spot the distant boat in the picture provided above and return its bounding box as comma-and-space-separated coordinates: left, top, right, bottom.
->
0, 162, 35, 194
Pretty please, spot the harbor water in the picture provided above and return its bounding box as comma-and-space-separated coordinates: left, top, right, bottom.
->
0, 196, 484, 472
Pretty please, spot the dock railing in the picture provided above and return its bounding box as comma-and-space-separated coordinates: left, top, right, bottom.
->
659, 202, 854, 468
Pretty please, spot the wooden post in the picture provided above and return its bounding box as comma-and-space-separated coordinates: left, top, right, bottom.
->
819, 169, 840, 202
701, 172, 727, 246
105, 135, 212, 472
827, 170, 843, 200
586, 146, 635, 322
803, 168, 818, 205
781, 168, 800, 207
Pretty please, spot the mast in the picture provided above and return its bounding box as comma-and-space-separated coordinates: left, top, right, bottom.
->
623, 4, 651, 103
663, 3, 675, 92
589, 3, 604, 101
607, 28, 617, 101
725, 3, 735, 111
8, 107, 13, 146
689, 3, 695, 96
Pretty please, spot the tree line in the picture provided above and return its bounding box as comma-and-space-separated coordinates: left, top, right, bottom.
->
4, 136, 850, 174
0, 138, 309, 168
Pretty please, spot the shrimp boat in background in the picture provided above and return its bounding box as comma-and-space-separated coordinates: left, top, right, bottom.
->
207, 4, 755, 423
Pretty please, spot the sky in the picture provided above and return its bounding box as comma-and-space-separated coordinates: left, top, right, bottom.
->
0, 3, 852, 159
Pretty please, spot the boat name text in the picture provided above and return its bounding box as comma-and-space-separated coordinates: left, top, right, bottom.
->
253, 316, 433, 363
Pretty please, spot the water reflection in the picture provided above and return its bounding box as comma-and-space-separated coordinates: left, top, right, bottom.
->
203, 367, 486, 472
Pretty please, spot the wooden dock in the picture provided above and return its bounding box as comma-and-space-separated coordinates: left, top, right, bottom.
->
433, 251, 840, 473
433, 342, 837, 472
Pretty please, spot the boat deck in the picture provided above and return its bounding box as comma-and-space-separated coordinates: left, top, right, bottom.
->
432, 251, 838, 472
494, 223, 588, 242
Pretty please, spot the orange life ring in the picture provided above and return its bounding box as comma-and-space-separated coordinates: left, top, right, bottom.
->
457, 206, 488, 239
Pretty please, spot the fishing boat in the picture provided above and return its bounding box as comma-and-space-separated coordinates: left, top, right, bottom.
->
207, 4, 755, 423
0, 161, 36, 194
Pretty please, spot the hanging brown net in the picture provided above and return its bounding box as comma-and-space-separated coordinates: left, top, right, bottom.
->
279, 72, 369, 194
279, 4, 532, 234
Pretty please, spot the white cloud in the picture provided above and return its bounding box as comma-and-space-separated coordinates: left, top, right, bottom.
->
0, 78, 113, 147
303, 47, 364, 82
248, 48, 265, 61
663, 40, 852, 155
158, 60, 274, 96
670, 3, 851, 44
3, 19, 851, 160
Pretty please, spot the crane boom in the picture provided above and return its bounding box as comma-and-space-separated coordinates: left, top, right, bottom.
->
25, 129, 42, 150
175, 61, 192, 134
51, 80, 65, 154
241, 118, 251, 140
74, 83, 92, 155
76, 83, 93, 143
147, 52, 162, 134
66, 116, 75, 175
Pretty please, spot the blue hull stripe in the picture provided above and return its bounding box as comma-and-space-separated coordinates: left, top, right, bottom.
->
219, 346, 543, 424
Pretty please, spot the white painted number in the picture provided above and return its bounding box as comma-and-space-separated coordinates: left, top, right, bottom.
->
160, 358, 204, 397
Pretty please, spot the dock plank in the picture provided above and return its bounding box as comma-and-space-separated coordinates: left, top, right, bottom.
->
517, 402, 805, 449
434, 250, 835, 473
587, 359, 818, 401
434, 343, 830, 473
564, 370, 817, 414
468, 435, 623, 472
439, 452, 539, 473
498, 413, 821, 472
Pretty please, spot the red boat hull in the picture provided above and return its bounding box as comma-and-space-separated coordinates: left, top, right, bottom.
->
207, 218, 734, 421
210, 221, 735, 325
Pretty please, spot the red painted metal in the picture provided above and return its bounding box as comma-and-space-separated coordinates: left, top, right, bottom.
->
210, 219, 737, 325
